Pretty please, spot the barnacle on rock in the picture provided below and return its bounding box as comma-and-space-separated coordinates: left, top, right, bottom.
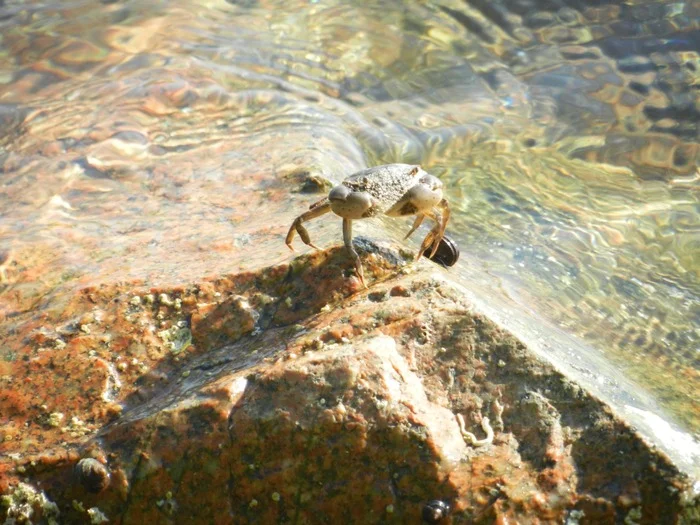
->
0, 482, 60, 524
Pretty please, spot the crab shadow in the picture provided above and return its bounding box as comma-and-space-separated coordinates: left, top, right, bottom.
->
97, 238, 408, 436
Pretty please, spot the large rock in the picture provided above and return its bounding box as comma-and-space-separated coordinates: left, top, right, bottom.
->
1, 246, 697, 523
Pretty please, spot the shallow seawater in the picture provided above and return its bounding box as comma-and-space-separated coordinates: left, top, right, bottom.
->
0, 0, 698, 433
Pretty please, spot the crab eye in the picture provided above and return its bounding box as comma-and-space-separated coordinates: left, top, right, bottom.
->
329, 185, 351, 201
423, 235, 459, 267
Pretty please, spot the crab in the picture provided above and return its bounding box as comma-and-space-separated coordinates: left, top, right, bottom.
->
286, 164, 450, 287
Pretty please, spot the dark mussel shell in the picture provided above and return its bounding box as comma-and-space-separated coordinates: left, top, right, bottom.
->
423, 235, 459, 267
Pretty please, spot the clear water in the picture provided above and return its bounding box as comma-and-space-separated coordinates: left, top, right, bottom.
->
0, 0, 698, 435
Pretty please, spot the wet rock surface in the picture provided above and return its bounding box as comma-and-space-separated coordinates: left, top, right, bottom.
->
1, 246, 697, 523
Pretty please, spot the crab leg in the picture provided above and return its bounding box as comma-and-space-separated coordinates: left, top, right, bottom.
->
285, 198, 332, 251
403, 214, 425, 240
436, 198, 450, 249
343, 218, 367, 288
416, 198, 451, 260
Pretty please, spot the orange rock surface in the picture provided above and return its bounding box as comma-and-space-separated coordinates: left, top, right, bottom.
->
1, 246, 695, 523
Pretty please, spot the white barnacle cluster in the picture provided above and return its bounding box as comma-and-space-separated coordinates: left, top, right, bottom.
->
158, 293, 182, 310
0, 482, 60, 525
151, 293, 190, 354
47, 412, 64, 428
156, 321, 191, 354
61, 415, 92, 438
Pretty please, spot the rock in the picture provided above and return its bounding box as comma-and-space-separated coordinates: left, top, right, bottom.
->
2, 3, 698, 520
190, 294, 258, 351
1, 253, 697, 523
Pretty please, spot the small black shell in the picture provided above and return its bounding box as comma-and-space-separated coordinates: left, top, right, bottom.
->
75, 458, 110, 493
422, 499, 451, 523
423, 235, 460, 267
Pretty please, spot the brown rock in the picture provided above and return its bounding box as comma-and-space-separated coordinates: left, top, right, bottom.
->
1, 253, 696, 523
